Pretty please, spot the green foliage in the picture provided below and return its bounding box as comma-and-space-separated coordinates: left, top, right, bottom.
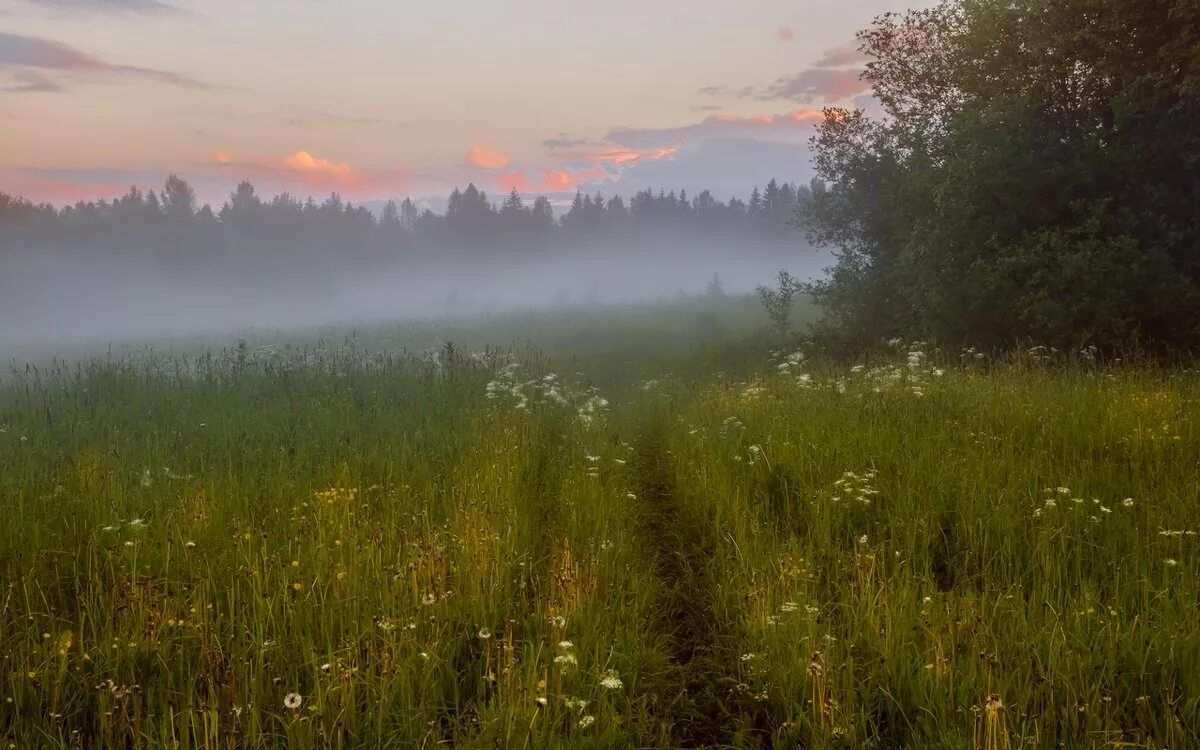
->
801, 0, 1200, 351
756, 269, 804, 339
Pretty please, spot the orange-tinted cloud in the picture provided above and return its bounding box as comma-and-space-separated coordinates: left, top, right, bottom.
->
467, 144, 510, 169
490, 166, 614, 194
494, 170, 531, 192
777, 26, 794, 43
202, 150, 407, 195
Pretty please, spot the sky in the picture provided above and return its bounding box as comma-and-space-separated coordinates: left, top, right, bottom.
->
0, 0, 918, 207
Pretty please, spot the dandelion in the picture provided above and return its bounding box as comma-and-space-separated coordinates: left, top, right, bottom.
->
284, 693, 303, 710
599, 670, 623, 690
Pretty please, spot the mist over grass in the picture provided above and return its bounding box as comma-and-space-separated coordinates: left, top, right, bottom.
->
1, 239, 827, 360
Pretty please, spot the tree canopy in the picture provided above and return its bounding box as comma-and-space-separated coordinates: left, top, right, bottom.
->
802, 0, 1200, 350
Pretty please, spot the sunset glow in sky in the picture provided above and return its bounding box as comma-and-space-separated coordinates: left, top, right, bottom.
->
0, 0, 920, 205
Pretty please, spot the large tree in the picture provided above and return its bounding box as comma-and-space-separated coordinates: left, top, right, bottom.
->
803, 0, 1200, 349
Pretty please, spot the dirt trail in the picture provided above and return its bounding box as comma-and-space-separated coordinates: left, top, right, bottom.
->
632, 421, 773, 748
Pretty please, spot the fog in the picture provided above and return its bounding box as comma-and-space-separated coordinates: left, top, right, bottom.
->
0, 179, 826, 357
1, 239, 826, 355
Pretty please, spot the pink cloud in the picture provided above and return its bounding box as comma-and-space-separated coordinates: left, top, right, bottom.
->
494, 170, 532, 192
777, 26, 794, 43
488, 165, 616, 194
605, 109, 823, 149
203, 150, 407, 195
467, 144, 510, 169
760, 68, 868, 102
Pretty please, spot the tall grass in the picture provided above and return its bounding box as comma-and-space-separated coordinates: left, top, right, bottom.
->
1, 323, 1196, 748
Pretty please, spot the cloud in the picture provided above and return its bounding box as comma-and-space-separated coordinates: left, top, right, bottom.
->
701, 42, 870, 104
592, 137, 814, 200
777, 26, 794, 43
19, 0, 183, 14
0, 32, 207, 89
203, 150, 407, 195
466, 144, 510, 169
494, 170, 531, 193
541, 135, 602, 149
813, 43, 867, 68
489, 166, 611, 195
604, 109, 823, 150
0, 71, 64, 93
760, 67, 868, 102
699, 84, 755, 98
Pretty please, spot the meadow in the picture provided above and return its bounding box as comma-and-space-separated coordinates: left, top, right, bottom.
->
1, 297, 1197, 748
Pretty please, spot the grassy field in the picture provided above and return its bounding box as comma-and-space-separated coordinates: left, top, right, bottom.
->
1, 297, 1197, 748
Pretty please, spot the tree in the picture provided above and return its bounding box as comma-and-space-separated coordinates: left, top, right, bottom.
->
162, 174, 196, 219
801, 0, 1200, 350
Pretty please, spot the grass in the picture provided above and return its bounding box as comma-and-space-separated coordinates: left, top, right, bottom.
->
1, 298, 1197, 748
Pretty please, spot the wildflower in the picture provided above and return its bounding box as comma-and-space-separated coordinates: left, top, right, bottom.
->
557, 640, 574, 651
554, 653, 578, 666
477, 627, 492, 640
985, 694, 1003, 712
599, 670, 623, 690
284, 693, 303, 710
320, 663, 332, 674
1122, 498, 1134, 507
1164, 559, 1178, 567
858, 534, 868, 545
184, 541, 196, 549
578, 715, 596, 729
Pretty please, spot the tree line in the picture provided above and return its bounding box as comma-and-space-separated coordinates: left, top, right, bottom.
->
0, 177, 816, 265
800, 0, 1199, 351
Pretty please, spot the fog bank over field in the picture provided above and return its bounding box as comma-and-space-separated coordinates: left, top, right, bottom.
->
2, 238, 827, 354
2, 177, 823, 355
